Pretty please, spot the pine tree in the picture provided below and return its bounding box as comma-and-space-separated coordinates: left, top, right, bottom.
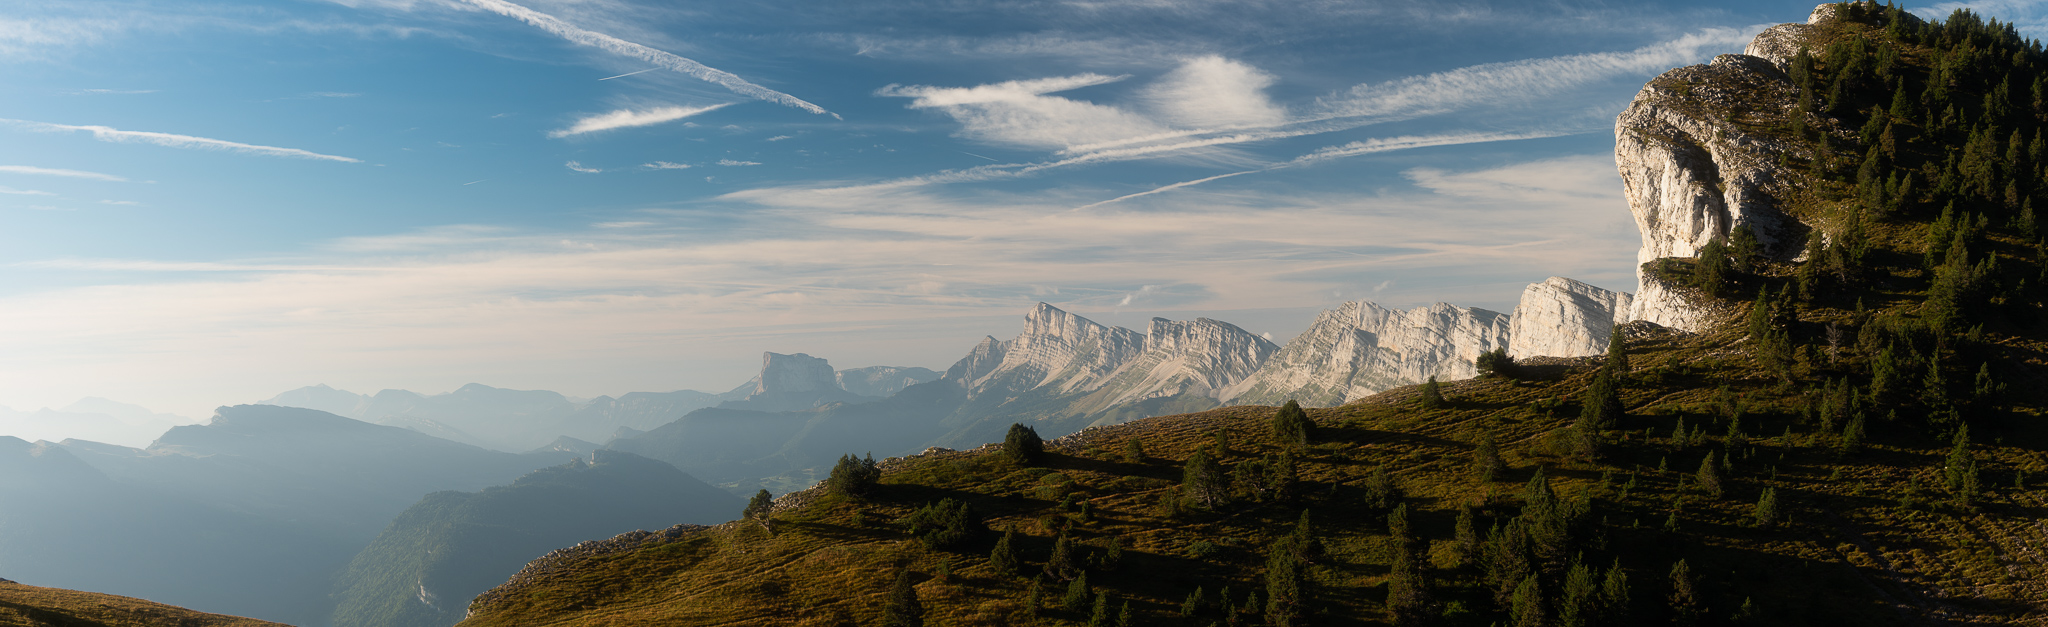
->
1264, 535, 1309, 627
1003, 423, 1045, 466
1122, 437, 1146, 464
742, 488, 774, 526
1453, 504, 1480, 568
1270, 400, 1314, 449
1062, 572, 1090, 611
1087, 590, 1110, 627
1669, 560, 1700, 626
1116, 600, 1133, 627
1048, 532, 1081, 581
1600, 559, 1631, 625
1477, 347, 1518, 378
1946, 425, 1981, 507
1696, 451, 1724, 499
1180, 587, 1203, 617
1097, 536, 1123, 572
1485, 521, 1533, 605
1385, 541, 1435, 627
1473, 430, 1507, 481
1605, 325, 1631, 374
1388, 503, 1411, 542
989, 527, 1022, 577
1419, 376, 1448, 409
1561, 559, 1599, 627
1694, 238, 1731, 297
1363, 464, 1400, 510
882, 569, 925, 627
1511, 574, 1545, 627
1181, 447, 1229, 510
827, 453, 881, 498
1752, 487, 1782, 528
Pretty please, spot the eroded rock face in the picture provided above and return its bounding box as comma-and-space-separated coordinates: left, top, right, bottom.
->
947, 304, 1274, 410
1616, 40, 1814, 330
1222, 301, 1509, 407
1507, 277, 1633, 359
1067, 317, 1279, 412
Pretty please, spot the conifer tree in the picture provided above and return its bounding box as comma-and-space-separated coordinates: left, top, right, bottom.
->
1003, 423, 1045, 466
1477, 347, 1517, 378
1511, 575, 1545, 627
1600, 559, 1631, 625
1561, 559, 1599, 627
1270, 400, 1314, 449
1363, 464, 1400, 510
1453, 504, 1480, 568
1605, 326, 1631, 374
1385, 541, 1435, 627
1062, 572, 1090, 611
1181, 447, 1229, 510
1485, 521, 1534, 605
1946, 425, 1981, 507
1419, 376, 1448, 409
1694, 238, 1731, 297
1752, 487, 1782, 528
1388, 503, 1411, 542
1696, 451, 1724, 499
989, 527, 1022, 577
827, 453, 881, 498
1474, 430, 1508, 481
1087, 591, 1110, 627
1264, 535, 1309, 627
1669, 560, 1701, 626
1181, 587, 1203, 617
1116, 600, 1133, 627
1044, 533, 1081, 581
1025, 575, 1044, 614
882, 569, 925, 627
1122, 437, 1146, 463
742, 488, 774, 527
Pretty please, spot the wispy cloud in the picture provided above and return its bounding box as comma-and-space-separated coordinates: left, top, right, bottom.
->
717, 159, 761, 166
0, 165, 128, 181
0, 186, 55, 196
644, 161, 691, 169
76, 88, 157, 95
549, 103, 729, 138
459, 0, 837, 117
0, 118, 359, 162
766, 135, 793, 141
596, 67, 658, 81
564, 161, 601, 173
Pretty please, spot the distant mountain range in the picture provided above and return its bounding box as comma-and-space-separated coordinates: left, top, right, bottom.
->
257, 360, 940, 452
0, 398, 196, 449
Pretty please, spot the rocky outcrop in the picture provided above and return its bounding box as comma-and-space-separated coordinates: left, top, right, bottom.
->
957, 303, 1148, 396
717, 352, 874, 412
1616, 19, 1819, 331
1063, 317, 1279, 414
1507, 277, 1632, 359
1221, 301, 1510, 407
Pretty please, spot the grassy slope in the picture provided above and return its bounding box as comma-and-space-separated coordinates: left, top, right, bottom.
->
0, 581, 287, 627
458, 5, 2048, 626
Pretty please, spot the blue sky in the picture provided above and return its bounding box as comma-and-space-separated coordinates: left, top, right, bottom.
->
0, 0, 2035, 419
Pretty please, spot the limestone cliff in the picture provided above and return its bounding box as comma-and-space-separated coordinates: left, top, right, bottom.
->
1614, 34, 1817, 330
716, 352, 874, 413
1506, 277, 1632, 359
1222, 301, 1509, 407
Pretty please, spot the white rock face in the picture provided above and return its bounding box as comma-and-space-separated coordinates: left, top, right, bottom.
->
1066, 317, 1281, 414
1615, 48, 1808, 332
1221, 301, 1510, 407
1507, 277, 1633, 359
946, 304, 1276, 412
1627, 272, 1714, 332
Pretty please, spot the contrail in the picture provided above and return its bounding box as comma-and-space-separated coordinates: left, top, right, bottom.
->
597, 68, 659, 81
462, 179, 489, 186
461, 0, 837, 118
959, 151, 999, 162
0, 118, 359, 162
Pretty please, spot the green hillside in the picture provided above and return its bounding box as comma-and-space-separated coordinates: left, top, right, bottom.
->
455, 4, 2048, 626
330, 450, 744, 627
0, 580, 286, 627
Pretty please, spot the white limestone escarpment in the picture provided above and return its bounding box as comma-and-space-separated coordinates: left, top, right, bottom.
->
1222, 301, 1509, 407
1615, 20, 1824, 330
1063, 317, 1281, 415
718, 352, 872, 412
1506, 277, 1632, 359
945, 304, 1274, 411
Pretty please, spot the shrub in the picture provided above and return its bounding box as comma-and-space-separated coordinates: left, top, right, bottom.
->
902, 498, 984, 550
827, 453, 881, 498
1003, 423, 1045, 466
1476, 347, 1518, 378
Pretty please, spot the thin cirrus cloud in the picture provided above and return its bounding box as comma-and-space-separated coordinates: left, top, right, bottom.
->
549, 103, 730, 138
0, 118, 359, 162
0, 164, 128, 181
459, 0, 837, 118
644, 161, 691, 169
0, 186, 55, 196
564, 160, 601, 173
807, 27, 1756, 201
716, 159, 760, 166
